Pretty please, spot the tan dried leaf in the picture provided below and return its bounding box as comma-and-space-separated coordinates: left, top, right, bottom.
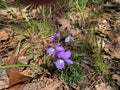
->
21, 69, 34, 77
112, 74, 120, 86
104, 44, 120, 59
95, 82, 115, 90
0, 79, 9, 89
42, 80, 62, 90
6, 51, 31, 90
58, 18, 71, 31
0, 31, 9, 41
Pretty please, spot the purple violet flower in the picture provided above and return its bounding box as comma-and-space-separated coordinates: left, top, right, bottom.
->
65, 36, 74, 42
49, 33, 60, 43
55, 50, 73, 69
47, 33, 74, 69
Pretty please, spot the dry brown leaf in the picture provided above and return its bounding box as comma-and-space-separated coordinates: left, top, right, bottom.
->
84, 87, 91, 90
104, 44, 120, 59
0, 9, 13, 20
69, 28, 80, 37
42, 80, 62, 90
117, 36, 120, 44
95, 19, 111, 36
10, 7, 23, 19
0, 30, 9, 41
68, 11, 82, 25
57, 18, 71, 31
0, 7, 25, 20
18, 56, 28, 64
7, 34, 27, 50
0, 69, 9, 90
0, 79, 9, 89
112, 74, 120, 86
21, 69, 34, 77
6, 52, 31, 90
95, 82, 115, 90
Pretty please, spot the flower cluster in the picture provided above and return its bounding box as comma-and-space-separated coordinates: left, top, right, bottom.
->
47, 33, 74, 69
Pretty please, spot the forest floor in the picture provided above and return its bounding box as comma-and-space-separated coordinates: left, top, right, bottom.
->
0, 0, 120, 90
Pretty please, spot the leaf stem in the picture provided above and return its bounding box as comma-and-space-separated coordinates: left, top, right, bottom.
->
0, 64, 42, 69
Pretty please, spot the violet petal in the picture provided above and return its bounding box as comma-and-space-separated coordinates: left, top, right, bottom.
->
55, 46, 64, 52
50, 36, 55, 43
62, 50, 71, 59
54, 43, 61, 47
65, 37, 70, 42
55, 59, 64, 69
55, 33, 60, 37
64, 59, 73, 65
57, 51, 65, 58
52, 52, 56, 58
47, 47, 55, 54
65, 37, 74, 42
